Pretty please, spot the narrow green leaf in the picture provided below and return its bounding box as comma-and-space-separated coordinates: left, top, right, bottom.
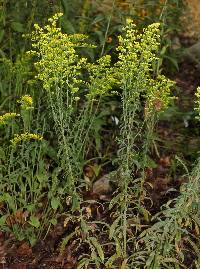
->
90, 237, 104, 262
77, 257, 90, 269
109, 216, 121, 239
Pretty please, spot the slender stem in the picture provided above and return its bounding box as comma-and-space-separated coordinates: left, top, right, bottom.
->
100, 0, 116, 57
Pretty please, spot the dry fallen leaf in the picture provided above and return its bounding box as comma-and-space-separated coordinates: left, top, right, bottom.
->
158, 156, 171, 167
17, 242, 32, 256
0, 241, 6, 266
7, 210, 29, 226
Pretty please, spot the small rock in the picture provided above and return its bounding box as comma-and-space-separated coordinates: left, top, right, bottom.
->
92, 174, 113, 195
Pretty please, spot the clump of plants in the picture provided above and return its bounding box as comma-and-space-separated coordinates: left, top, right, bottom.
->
0, 13, 117, 246
3, 10, 200, 269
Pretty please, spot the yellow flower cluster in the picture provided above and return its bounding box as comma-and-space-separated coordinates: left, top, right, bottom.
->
28, 13, 88, 93
195, 87, 200, 120
0, 113, 20, 125
117, 20, 160, 75
27, 12, 117, 103
86, 55, 118, 98
17, 95, 34, 110
11, 132, 43, 145
116, 20, 161, 99
144, 75, 175, 117
116, 19, 174, 118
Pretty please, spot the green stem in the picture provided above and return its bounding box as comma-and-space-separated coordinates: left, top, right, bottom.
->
100, 0, 116, 57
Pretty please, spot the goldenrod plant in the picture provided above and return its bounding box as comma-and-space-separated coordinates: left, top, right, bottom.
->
28, 13, 117, 213
0, 97, 51, 245
107, 19, 175, 267
142, 75, 175, 171
138, 157, 200, 268
130, 86, 200, 268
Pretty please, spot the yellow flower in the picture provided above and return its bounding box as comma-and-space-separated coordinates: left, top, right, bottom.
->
11, 132, 43, 145
17, 95, 34, 110
74, 96, 80, 101
0, 113, 20, 125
